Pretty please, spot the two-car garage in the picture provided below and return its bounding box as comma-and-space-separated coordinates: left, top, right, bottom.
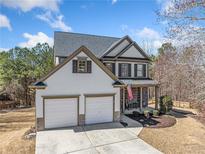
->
35, 47, 122, 131
43, 95, 114, 129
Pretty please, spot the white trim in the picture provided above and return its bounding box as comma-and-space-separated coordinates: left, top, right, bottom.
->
123, 87, 125, 112
140, 87, 142, 111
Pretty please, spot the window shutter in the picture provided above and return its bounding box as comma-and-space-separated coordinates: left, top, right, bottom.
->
87, 61, 92, 73
143, 64, 146, 77
118, 63, 122, 77
72, 60, 77, 73
134, 64, 138, 77
112, 63, 115, 75
128, 64, 131, 77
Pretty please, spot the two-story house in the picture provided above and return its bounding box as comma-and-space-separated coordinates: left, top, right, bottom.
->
32, 32, 159, 131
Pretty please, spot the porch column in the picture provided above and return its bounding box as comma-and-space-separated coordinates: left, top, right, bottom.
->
122, 87, 125, 112
140, 87, 142, 111
155, 86, 159, 110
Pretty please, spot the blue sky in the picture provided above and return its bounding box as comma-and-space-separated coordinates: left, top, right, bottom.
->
0, 0, 167, 54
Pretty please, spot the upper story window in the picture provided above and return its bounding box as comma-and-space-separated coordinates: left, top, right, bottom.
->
134, 64, 146, 77
119, 63, 131, 77
59, 57, 67, 63
104, 63, 115, 74
78, 59, 87, 72
73, 57, 92, 73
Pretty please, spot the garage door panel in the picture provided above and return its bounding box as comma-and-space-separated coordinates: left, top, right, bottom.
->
45, 98, 78, 129
85, 96, 113, 124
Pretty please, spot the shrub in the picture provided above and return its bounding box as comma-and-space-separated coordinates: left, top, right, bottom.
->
133, 111, 140, 117
160, 95, 173, 114
153, 110, 159, 116
144, 110, 150, 118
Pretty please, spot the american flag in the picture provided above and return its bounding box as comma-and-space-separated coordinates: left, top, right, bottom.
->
127, 85, 133, 101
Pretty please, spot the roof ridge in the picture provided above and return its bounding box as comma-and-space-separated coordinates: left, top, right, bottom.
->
54, 31, 121, 39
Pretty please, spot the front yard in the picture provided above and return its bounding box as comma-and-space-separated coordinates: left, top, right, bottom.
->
0, 107, 205, 154
0, 108, 35, 154
139, 108, 205, 154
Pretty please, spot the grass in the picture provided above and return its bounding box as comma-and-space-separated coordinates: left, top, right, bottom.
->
0, 108, 35, 154
139, 108, 205, 154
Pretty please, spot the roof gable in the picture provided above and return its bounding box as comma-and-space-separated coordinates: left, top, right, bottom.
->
36, 46, 119, 84
115, 42, 150, 60
101, 36, 132, 57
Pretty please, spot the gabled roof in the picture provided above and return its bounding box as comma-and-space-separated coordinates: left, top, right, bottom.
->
54, 31, 150, 61
100, 35, 132, 58
115, 42, 150, 60
33, 46, 123, 88
54, 32, 120, 57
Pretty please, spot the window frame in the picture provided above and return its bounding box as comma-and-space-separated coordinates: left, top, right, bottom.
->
119, 63, 131, 77
104, 62, 115, 74
137, 64, 143, 77
58, 56, 67, 64
135, 63, 147, 78
77, 57, 87, 73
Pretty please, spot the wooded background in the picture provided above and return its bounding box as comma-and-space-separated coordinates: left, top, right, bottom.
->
0, 43, 54, 106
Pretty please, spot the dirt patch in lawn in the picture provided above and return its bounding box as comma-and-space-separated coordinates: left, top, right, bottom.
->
139, 110, 205, 154
0, 108, 35, 154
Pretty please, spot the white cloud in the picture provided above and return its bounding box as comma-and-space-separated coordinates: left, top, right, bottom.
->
156, 0, 176, 14
0, 0, 60, 12
137, 27, 164, 52
0, 48, 10, 52
0, 14, 12, 31
112, 0, 117, 4
153, 40, 163, 49
18, 32, 53, 48
121, 25, 164, 53
36, 11, 72, 32
162, 0, 175, 13
137, 27, 160, 40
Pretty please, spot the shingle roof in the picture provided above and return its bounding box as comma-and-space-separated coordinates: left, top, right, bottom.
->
54, 32, 121, 57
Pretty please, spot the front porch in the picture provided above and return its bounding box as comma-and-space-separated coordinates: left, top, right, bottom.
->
120, 79, 159, 114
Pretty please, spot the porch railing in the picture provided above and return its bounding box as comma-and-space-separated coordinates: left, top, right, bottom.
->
125, 99, 140, 110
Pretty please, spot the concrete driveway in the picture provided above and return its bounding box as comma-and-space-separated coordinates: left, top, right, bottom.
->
36, 116, 162, 154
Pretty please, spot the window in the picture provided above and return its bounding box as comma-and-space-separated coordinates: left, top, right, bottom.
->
78, 60, 87, 73
137, 64, 143, 77
119, 63, 131, 77
72, 57, 92, 73
104, 63, 115, 74
59, 57, 67, 63
134, 64, 146, 77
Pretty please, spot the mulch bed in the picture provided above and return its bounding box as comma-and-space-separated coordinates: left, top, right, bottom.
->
126, 114, 176, 128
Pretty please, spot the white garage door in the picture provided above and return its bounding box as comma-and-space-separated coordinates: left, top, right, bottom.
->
44, 98, 78, 129
85, 96, 113, 124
